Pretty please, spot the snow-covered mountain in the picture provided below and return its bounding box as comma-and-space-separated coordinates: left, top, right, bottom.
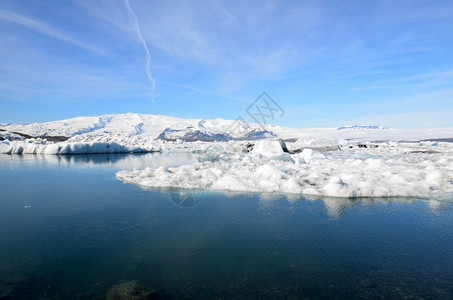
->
1, 113, 453, 142
0, 113, 276, 141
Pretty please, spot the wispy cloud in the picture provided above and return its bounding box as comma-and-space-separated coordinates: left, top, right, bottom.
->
0, 8, 108, 55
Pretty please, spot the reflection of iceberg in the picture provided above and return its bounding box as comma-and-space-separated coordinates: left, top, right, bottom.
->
256, 194, 450, 218
313, 196, 452, 218
320, 197, 354, 219
59, 153, 145, 165
168, 188, 204, 208
1, 152, 199, 171
427, 199, 449, 213
58, 152, 198, 170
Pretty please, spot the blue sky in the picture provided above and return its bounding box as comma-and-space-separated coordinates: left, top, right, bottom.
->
1, 0, 453, 128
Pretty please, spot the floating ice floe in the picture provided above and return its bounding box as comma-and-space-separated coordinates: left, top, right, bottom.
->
0, 134, 251, 155
116, 139, 453, 198
0, 140, 155, 154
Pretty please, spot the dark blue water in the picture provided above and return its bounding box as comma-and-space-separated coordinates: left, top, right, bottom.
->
0, 154, 452, 299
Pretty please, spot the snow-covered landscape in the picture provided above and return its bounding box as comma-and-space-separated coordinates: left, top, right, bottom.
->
2, 113, 453, 198
2, 0, 453, 297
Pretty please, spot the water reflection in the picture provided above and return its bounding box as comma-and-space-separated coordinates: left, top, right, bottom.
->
134, 183, 453, 217
191, 188, 451, 217
168, 188, 204, 208
427, 199, 450, 213
0, 152, 199, 171
197, 191, 452, 218
277, 194, 451, 218
307, 195, 451, 218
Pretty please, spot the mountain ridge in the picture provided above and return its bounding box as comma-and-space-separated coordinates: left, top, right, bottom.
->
0, 113, 279, 141
2, 113, 453, 142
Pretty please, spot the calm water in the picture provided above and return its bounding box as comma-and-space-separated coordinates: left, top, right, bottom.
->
0, 154, 452, 299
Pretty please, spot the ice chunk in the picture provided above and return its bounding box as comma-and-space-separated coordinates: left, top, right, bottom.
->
252, 139, 291, 161
294, 149, 325, 163
425, 170, 444, 187
252, 140, 284, 156
116, 143, 453, 198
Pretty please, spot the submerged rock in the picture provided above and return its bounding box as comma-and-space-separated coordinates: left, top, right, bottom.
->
106, 281, 163, 300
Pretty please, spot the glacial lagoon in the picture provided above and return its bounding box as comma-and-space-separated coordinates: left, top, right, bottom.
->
0, 153, 452, 299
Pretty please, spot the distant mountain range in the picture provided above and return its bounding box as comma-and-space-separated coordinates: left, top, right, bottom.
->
0, 113, 277, 141
1, 113, 452, 142
337, 125, 389, 130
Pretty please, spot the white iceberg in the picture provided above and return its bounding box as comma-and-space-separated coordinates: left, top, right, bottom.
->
251, 139, 292, 161
0, 141, 154, 154
116, 141, 453, 198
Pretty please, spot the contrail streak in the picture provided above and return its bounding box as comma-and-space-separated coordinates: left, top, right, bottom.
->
124, 0, 156, 103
